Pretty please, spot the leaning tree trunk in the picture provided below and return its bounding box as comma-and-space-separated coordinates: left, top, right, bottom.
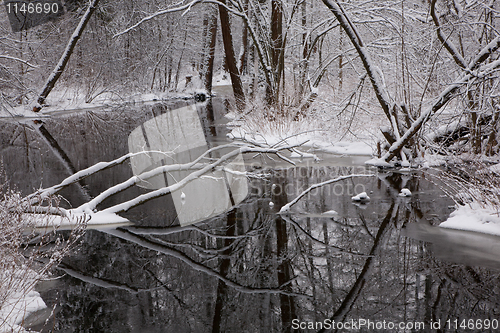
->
321, 0, 500, 164
218, 0, 246, 110
33, 0, 100, 112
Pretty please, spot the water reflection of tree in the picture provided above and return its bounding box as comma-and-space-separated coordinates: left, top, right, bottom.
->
40, 167, 500, 331
11, 106, 499, 331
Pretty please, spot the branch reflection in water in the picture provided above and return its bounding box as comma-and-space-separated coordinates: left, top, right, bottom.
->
127, 104, 248, 227
10, 101, 499, 332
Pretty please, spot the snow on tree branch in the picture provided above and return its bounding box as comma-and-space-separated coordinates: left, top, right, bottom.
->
24, 143, 300, 226
0, 55, 38, 68
430, 0, 467, 69
113, 0, 205, 38
33, 0, 100, 112
320, 0, 393, 120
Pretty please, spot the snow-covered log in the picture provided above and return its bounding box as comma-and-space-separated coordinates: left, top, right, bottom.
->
24, 143, 299, 227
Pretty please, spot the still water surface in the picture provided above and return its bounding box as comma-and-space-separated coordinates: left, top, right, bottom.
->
1, 100, 500, 332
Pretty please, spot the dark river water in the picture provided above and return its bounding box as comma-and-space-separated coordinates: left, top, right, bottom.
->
2, 99, 500, 332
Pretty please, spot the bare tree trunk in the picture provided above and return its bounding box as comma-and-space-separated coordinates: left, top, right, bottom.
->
338, 29, 343, 93
174, 30, 188, 90
469, 90, 481, 154
202, 6, 218, 94
267, 0, 284, 106
239, 0, 249, 75
33, 0, 100, 112
485, 110, 499, 156
298, 0, 307, 100
219, 0, 246, 109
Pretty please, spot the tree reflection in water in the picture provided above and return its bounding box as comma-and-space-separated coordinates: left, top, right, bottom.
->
38, 168, 499, 332
3, 101, 498, 332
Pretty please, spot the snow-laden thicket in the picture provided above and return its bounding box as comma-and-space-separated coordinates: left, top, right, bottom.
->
435, 160, 500, 235
0, 179, 85, 332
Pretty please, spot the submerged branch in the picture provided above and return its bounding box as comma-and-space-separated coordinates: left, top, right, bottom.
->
279, 174, 375, 213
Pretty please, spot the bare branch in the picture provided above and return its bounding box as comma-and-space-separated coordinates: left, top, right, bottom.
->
113, 0, 204, 38
430, 0, 467, 69
0, 55, 38, 68
321, 0, 393, 120
279, 174, 375, 213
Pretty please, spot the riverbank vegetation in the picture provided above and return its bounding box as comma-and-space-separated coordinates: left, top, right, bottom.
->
0, 172, 86, 332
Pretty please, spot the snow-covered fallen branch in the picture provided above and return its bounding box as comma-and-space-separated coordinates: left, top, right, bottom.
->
24, 143, 300, 227
25, 149, 178, 205
101, 144, 298, 215
279, 174, 376, 213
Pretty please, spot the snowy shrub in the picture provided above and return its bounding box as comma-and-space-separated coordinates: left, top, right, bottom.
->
0, 177, 86, 332
435, 159, 500, 213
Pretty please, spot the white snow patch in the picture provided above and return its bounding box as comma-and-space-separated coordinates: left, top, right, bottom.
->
0, 87, 198, 119
321, 210, 338, 216
25, 211, 129, 229
399, 188, 412, 197
212, 72, 232, 86
327, 141, 373, 156
289, 151, 319, 159
228, 126, 373, 158
351, 192, 370, 201
365, 158, 392, 168
401, 160, 411, 168
440, 204, 500, 236
0, 269, 47, 332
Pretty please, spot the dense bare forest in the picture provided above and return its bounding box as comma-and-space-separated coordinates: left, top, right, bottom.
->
1, 0, 499, 162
